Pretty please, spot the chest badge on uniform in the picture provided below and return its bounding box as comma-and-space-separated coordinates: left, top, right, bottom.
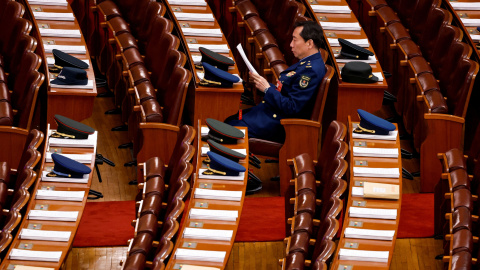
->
286, 71, 296, 77
299, 75, 311, 88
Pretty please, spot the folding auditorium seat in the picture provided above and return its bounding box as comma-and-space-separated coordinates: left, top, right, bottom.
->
235, 0, 259, 20
163, 162, 192, 206
280, 251, 305, 270
10, 71, 44, 130
127, 232, 155, 257
441, 149, 467, 173
0, 231, 12, 254
293, 173, 317, 195
7, 188, 30, 214
146, 237, 174, 269
318, 159, 348, 203
443, 251, 472, 270
0, 2, 25, 53
160, 198, 185, 225
444, 229, 476, 256
288, 212, 316, 237
132, 213, 160, 238
444, 206, 475, 235
292, 153, 315, 177
0, 210, 20, 233
121, 252, 146, 270
137, 194, 162, 217
317, 197, 343, 221
407, 0, 441, 42
291, 189, 318, 216
2, 19, 32, 70
2, 35, 37, 90
12, 167, 37, 192
310, 239, 336, 269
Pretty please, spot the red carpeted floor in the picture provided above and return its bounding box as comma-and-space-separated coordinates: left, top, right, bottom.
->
73, 193, 433, 247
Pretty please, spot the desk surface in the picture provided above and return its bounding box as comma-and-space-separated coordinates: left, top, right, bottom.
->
330, 120, 402, 270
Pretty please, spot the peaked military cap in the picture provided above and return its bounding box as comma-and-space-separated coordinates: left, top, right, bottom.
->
49, 49, 89, 73
341, 62, 378, 84
52, 114, 95, 139
50, 67, 88, 86
206, 118, 244, 144
354, 109, 396, 135
199, 47, 235, 71
339, 38, 374, 60
203, 151, 246, 176
200, 62, 240, 88
207, 139, 246, 162
47, 153, 91, 178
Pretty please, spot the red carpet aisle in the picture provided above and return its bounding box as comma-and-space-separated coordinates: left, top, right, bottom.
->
397, 193, 434, 238
73, 200, 136, 247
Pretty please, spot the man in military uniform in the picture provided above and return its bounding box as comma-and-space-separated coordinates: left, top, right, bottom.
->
227, 21, 326, 142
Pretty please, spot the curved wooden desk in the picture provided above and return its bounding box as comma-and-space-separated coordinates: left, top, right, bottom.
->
0, 125, 97, 269
165, 123, 248, 270
303, 0, 388, 123
330, 118, 401, 269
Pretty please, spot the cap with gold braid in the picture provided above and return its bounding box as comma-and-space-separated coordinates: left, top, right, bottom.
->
200, 62, 240, 88
354, 109, 396, 135
52, 114, 95, 139
202, 152, 246, 176
47, 153, 91, 178
198, 47, 235, 71
339, 38, 374, 60
205, 118, 244, 144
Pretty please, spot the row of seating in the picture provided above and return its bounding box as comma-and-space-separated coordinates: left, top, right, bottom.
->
354, 0, 479, 192
0, 0, 44, 130
0, 129, 43, 260
280, 120, 348, 270
121, 125, 195, 270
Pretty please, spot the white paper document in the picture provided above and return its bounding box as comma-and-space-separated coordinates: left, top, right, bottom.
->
471, 34, 480, 42
40, 29, 81, 38
188, 44, 230, 53
182, 28, 222, 37
169, 0, 207, 6
201, 126, 246, 137
339, 248, 389, 262
198, 169, 245, 181
28, 0, 67, 5
28, 210, 79, 221
44, 44, 86, 54
184, 227, 233, 241
353, 147, 398, 158
33, 12, 75, 21
344, 227, 395, 240
36, 190, 85, 201
51, 79, 94, 89
190, 208, 238, 221
48, 130, 97, 148
20, 229, 71, 241
47, 56, 89, 67
176, 266, 220, 270
175, 248, 226, 262
201, 146, 247, 156
237, 43, 258, 74
461, 18, 480, 26
192, 55, 234, 66
328, 38, 369, 47
352, 124, 397, 140
10, 249, 62, 262
319, 22, 361, 31
353, 167, 400, 178
451, 2, 480, 10
174, 12, 215, 22
373, 72, 384, 82
311, 4, 351, 13
194, 188, 242, 201
41, 171, 89, 183
45, 153, 93, 163
351, 186, 364, 197
335, 54, 377, 64
349, 207, 397, 219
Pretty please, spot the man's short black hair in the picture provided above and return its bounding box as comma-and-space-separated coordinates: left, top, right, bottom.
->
294, 21, 324, 49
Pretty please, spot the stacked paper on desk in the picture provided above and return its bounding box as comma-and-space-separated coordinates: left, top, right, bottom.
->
36, 190, 85, 201
175, 248, 226, 262
349, 207, 397, 219
9, 249, 62, 262
373, 72, 384, 82
461, 18, 480, 27
51, 80, 94, 89
201, 126, 245, 136
353, 167, 400, 178
184, 227, 233, 241
328, 38, 369, 47
353, 147, 398, 158
311, 5, 351, 13
201, 147, 247, 156
194, 188, 242, 201
176, 266, 220, 270
471, 34, 480, 42
339, 249, 389, 262
190, 208, 238, 221
451, 2, 480, 10
182, 28, 222, 37
28, 210, 79, 221
319, 22, 361, 31
169, 0, 207, 5
363, 182, 400, 199
198, 169, 245, 181
174, 12, 215, 22
41, 171, 89, 183
20, 228, 71, 241
188, 44, 230, 53
28, 0, 67, 5
44, 44, 86, 54
48, 130, 97, 147
33, 12, 75, 21
335, 54, 377, 64
39, 29, 81, 38
352, 127, 397, 140
192, 55, 234, 66
351, 186, 364, 197
47, 56, 89, 67
344, 227, 395, 240
46, 153, 93, 163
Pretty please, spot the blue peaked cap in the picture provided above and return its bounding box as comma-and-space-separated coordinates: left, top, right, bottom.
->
356, 109, 396, 135
51, 153, 91, 178
202, 62, 239, 88
207, 151, 246, 176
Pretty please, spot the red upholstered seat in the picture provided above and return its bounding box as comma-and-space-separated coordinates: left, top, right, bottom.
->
424, 89, 448, 114
417, 8, 451, 59
143, 177, 165, 198
291, 212, 313, 236
398, 39, 422, 60
156, 66, 191, 126
1, 210, 20, 233
135, 80, 156, 104
449, 170, 470, 191
165, 163, 192, 204
135, 213, 159, 237
151, 238, 174, 268
9, 188, 30, 213
315, 216, 338, 242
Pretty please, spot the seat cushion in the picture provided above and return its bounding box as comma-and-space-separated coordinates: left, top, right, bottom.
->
236, 0, 259, 19
108, 16, 130, 36
424, 89, 448, 114
296, 190, 316, 215
142, 99, 164, 123
136, 81, 156, 104
129, 232, 154, 256
446, 148, 466, 171
129, 64, 150, 86
145, 156, 165, 180
123, 47, 144, 69
449, 169, 470, 191
294, 153, 315, 176
248, 137, 282, 158
398, 39, 422, 59
97, 0, 122, 20
386, 22, 411, 42
116, 32, 138, 52
0, 83, 11, 102
296, 173, 316, 194
409, 56, 433, 75
139, 194, 162, 217
245, 16, 268, 35
255, 31, 278, 51
417, 73, 439, 93
0, 100, 13, 126
377, 6, 400, 25
288, 231, 310, 254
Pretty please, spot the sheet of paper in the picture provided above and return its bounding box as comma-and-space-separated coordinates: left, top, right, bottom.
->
319, 22, 361, 31
471, 34, 480, 42
36, 190, 85, 201
48, 130, 97, 148
198, 169, 245, 181
28, 210, 79, 221
339, 248, 389, 262
353, 167, 400, 178
39, 29, 81, 38
47, 56, 89, 67
237, 43, 258, 75
184, 227, 233, 241
451, 2, 480, 10
188, 44, 230, 53
9, 249, 62, 262
328, 38, 369, 47
169, 0, 207, 6
344, 227, 395, 240
33, 12, 75, 21
311, 5, 351, 13
182, 28, 222, 37
349, 206, 397, 219
353, 147, 398, 158
190, 208, 238, 221
50, 79, 94, 89
43, 44, 86, 54
174, 12, 215, 22
45, 153, 93, 163
194, 188, 242, 201
28, 0, 67, 5
20, 229, 71, 241
351, 186, 364, 196
175, 248, 226, 262
461, 18, 480, 26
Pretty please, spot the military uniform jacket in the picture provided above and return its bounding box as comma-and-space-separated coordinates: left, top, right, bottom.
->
242, 52, 326, 141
